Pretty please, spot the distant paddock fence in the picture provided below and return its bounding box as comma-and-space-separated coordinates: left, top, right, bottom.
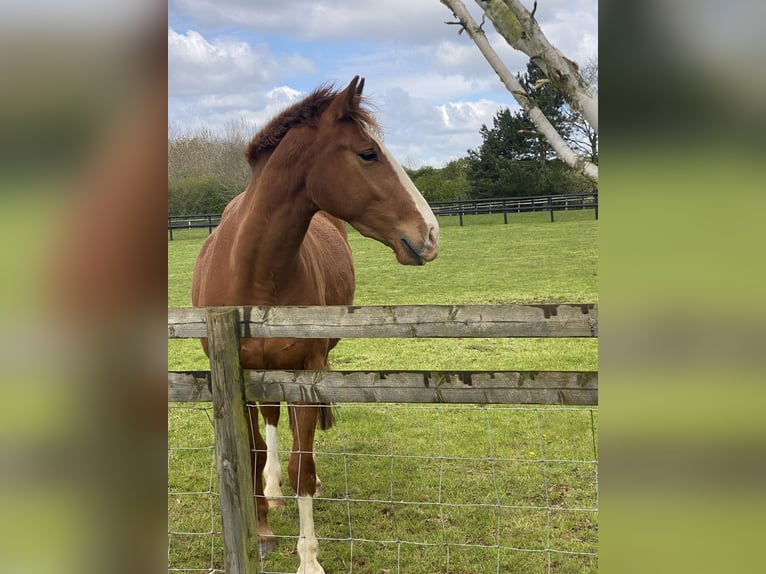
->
429, 193, 598, 226
168, 213, 221, 240
168, 304, 599, 574
167, 193, 598, 239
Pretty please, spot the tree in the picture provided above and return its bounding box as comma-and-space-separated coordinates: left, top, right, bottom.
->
406, 166, 443, 202
406, 158, 471, 202
517, 62, 571, 191
563, 56, 598, 164
473, 0, 597, 130
466, 62, 590, 198
168, 175, 238, 215
440, 0, 598, 182
167, 120, 253, 215
467, 108, 532, 197
440, 157, 471, 199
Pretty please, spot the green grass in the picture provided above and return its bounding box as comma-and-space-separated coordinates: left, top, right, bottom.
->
168, 210, 598, 573
169, 404, 598, 573
169, 210, 597, 372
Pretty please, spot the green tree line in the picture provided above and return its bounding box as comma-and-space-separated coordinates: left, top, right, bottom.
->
168, 63, 597, 215
168, 123, 252, 215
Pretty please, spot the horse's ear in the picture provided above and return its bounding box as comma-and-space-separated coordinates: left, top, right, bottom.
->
343, 76, 362, 108
327, 75, 363, 121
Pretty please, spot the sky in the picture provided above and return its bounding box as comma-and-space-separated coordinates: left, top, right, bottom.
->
168, 0, 597, 168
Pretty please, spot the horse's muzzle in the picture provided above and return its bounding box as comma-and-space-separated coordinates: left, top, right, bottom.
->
400, 233, 438, 266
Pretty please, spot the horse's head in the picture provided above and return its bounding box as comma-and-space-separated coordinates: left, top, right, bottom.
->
306, 76, 439, 265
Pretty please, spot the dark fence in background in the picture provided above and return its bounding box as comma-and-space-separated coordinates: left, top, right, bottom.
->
168, 213, 221, 240
429, 192, 598, 226
168, 192, 598, 239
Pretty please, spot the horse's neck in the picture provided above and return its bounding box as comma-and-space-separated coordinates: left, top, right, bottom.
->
230, 163, 315, 299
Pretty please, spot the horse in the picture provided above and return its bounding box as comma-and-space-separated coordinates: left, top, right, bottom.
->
191, 76, 439, 574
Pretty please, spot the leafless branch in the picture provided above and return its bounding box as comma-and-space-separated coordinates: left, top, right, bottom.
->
444, 19, 467, 35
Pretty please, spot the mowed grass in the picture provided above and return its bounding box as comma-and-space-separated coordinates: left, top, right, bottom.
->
169, 404, 598, 574
169, 209, 598, 372
168, 209, 598, 573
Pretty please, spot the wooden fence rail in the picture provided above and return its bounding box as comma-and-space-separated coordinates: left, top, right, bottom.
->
168, 304, 598, 574
168, 304, 597, 339
169, 369, 597, 405
168, 304, 598, 406
429, 192, 598, 225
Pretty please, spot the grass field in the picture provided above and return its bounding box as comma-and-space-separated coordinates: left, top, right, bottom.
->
168, 210, 598, 573
169, 210, 598, 372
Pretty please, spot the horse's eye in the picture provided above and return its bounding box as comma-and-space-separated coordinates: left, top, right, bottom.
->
358, 149, 378, 162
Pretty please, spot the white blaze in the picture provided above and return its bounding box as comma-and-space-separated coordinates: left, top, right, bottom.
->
371, 132, 440, 245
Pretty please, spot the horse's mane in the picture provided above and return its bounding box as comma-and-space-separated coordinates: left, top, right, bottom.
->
245, 83, 379, 166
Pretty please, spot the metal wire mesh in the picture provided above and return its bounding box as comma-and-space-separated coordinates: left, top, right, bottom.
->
168, 403, 598, 574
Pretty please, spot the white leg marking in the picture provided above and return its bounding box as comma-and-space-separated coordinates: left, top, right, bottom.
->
263, 424, 283, 504
313, 452, 321, 489
296, 495, 325, 574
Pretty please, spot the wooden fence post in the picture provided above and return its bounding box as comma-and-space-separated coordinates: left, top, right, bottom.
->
594, 192, 599, 220
207, 308, 259, 574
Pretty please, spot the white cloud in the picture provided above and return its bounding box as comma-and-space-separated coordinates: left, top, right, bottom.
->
371, 88, 512, 167
169, 50, 516, 167
172, 0, 448, 42
266, 86, 303, 101
538, 2, 598, 66
168, 1, 597, 167
439, 99, 506, 131
434, 40, 476, 69
172, 0, 595, 59
169, 83, 307, 137
168, 28, 314, 97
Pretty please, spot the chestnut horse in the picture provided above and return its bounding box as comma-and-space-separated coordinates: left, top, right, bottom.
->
191, 76, 439, 574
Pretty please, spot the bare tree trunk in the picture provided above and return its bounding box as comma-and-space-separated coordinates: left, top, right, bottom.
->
441, 0, 598, 182
475, 0, 598, 131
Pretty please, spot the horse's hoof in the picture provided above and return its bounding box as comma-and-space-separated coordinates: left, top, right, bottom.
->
267, 496, 286, 509
296, 563, 326, 574
264, 484, 284, 502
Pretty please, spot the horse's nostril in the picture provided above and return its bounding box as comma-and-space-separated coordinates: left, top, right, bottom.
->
428, 226, 438, 246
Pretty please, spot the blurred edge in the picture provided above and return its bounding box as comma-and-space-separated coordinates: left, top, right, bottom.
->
601, 1, 766, 573
0, 2, 168, 574
1, 0, 766, 573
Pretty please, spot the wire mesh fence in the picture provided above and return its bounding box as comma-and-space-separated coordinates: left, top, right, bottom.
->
168, 402, 598, 574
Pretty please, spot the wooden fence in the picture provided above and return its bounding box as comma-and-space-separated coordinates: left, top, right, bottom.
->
168, 193, 598, 239
429, 192, 598, 225
168, 213, 221, 239
167, 304, 598, 574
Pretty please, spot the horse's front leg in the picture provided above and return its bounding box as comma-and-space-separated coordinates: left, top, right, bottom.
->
246, 405, 275, 555
288, 403, 325, 574
259, 403, 284, 508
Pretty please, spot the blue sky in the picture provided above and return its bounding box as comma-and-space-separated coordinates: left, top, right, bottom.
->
168, 0, 597, 167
